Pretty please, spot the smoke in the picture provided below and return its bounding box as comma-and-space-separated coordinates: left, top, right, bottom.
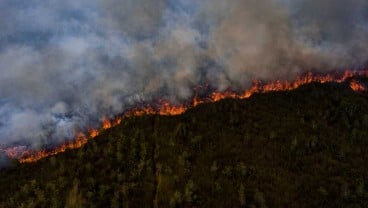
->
0, 0, 368, 149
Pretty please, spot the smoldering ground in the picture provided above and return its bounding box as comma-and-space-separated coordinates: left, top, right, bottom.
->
0, 0, 368, 150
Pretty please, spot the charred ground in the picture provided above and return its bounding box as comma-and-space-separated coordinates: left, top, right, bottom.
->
1, 80, 368, 208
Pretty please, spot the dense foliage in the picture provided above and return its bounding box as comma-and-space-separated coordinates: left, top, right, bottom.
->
1, 81, 368, 208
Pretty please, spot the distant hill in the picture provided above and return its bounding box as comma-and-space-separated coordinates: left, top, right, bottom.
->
1, 80, 368, 208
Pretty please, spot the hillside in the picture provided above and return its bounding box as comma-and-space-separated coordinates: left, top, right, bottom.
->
1, 80, 368, 208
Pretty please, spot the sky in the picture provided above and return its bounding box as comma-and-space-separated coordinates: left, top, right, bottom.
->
0, 0, 368, 149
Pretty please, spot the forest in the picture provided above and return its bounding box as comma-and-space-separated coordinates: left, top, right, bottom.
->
1, 80, 368, 208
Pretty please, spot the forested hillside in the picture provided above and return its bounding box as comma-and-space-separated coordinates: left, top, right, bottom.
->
1, 81, 368, 208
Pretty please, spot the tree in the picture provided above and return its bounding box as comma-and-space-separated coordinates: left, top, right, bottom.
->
66, 180, 85, 208
238, 184, 246, 206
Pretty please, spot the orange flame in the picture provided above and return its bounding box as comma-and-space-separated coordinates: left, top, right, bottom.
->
88, 129, 100, 138
3, 69, 368, 163
350, 80, 366, 92
16, 132, 88, 163
102, 118, 112, 130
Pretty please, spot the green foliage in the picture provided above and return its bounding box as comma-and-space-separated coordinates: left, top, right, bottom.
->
1, 82, 368, 207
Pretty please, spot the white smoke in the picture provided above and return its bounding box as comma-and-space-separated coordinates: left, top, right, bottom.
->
0, 0, 367, 149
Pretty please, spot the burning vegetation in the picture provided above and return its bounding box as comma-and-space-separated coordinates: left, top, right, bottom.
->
2, 69, 368, 163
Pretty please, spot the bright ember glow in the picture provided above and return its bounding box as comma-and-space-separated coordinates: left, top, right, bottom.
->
3, 69, 368, 163
350, 80, 366, 92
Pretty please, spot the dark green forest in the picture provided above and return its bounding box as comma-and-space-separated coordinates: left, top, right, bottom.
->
1, 80, 368, 208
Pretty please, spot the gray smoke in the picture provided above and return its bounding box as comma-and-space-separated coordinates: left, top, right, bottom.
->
0, 0, 368, 149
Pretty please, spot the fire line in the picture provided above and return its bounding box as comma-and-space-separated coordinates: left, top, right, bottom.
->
2, 69, 368, 163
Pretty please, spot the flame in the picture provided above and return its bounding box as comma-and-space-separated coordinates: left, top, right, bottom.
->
17, 133, 88, 163
88, 129, 100, 138
350, 80, 366, 92
102, 118, 112, 130
0, 146, 30, 159
3, 69, 368, 163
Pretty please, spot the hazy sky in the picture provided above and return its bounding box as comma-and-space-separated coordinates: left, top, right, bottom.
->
0, 0, 368, 149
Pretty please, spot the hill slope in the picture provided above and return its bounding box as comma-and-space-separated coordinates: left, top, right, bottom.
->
1, 81, 368, 208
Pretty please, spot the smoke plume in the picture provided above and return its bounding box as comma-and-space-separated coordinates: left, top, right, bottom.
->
0, 0, 368, 149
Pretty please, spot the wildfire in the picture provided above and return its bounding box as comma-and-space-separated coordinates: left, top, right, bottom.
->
88, 129, 100, 138
17, 133, 89, 163
3, 69, 368, 163
350, 80, 366, 92
102, 118, 112, 129
0, 146, 30, 159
